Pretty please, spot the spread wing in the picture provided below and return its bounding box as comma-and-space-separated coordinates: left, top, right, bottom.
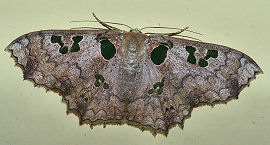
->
126, 35, 262, 135
6, 30, 126, 125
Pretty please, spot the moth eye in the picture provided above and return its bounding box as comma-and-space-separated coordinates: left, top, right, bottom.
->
100, 39, 116, 60
150, 45, 169, 65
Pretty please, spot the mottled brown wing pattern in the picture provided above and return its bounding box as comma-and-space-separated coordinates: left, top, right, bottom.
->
6, 30, 127, 124
126, 35, 262, 135
6, 29, 262, 136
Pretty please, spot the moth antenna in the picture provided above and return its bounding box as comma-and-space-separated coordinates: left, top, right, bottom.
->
100, 21, 133, 30
70, 27, 105, 30
92, 13, 120, 30
186, 29, 203, 35
140, 26, 203, 35
146, 32, 201, 41
174, 34, 202, 41
70, 20, 134, 30
165, 26, 189, 36
144, 26, 188, 35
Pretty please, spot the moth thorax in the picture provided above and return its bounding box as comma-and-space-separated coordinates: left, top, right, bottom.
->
121, 49, 140, 92
123, 51, 139, 75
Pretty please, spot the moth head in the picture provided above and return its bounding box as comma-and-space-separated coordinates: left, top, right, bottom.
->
129, 28, 142, 33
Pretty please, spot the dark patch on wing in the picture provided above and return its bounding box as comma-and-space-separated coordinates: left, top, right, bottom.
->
24, 56, 38, 78
229, 78, 240, 98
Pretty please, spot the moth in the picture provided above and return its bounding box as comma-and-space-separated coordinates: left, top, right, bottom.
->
5, 13, 262, 136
